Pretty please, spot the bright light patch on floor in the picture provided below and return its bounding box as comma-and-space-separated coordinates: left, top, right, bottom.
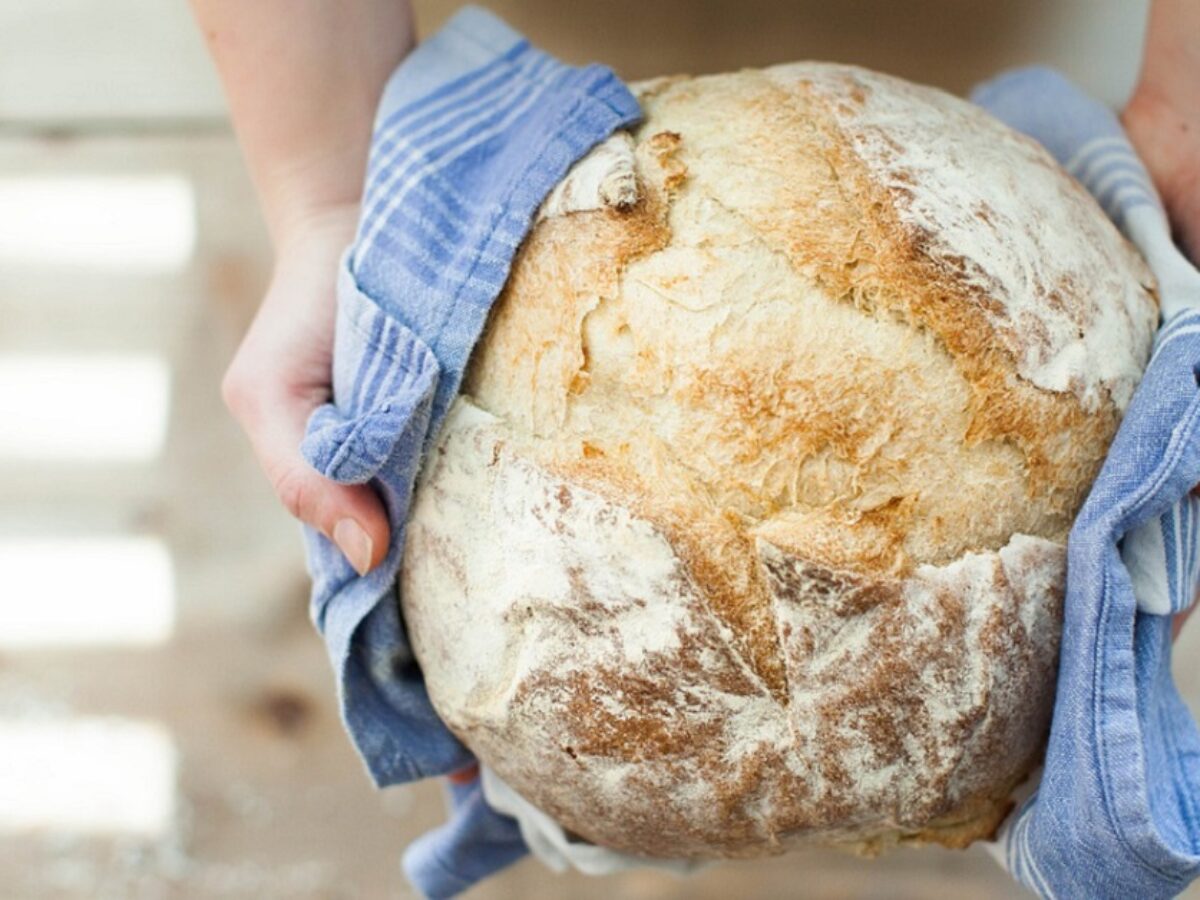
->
0, 355, 170, 461
0, 537, 174, 647
0, 718, 176, 835
0, 175, 195, 270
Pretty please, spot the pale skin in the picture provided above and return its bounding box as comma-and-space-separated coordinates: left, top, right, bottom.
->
190, 0, 416, 580
191, 0, 1200, 744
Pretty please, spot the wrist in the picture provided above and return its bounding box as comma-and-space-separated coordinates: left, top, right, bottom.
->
1124, 81, 1198, 201
261, 150, 366, 253
272, 197, 360, 268
1128, 74, 1200, 132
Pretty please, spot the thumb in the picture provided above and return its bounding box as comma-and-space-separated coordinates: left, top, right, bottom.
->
274, 461, 391, 577
234, 386, 391, 576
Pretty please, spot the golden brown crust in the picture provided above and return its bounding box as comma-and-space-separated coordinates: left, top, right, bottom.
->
404, 63, 1158, 858
403, 417, 1064, 857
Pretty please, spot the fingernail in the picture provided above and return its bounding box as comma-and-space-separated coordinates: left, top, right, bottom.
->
333, 518, 373, 576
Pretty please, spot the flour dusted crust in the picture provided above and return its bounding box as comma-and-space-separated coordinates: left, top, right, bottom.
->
401, 63, 1158, 858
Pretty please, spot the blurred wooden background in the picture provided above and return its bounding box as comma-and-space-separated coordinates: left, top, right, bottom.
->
2, 2, 1196, 898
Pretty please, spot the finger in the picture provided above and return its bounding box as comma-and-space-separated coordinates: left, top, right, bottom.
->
447, 763, 479, 785
235, 387, 391, 575
273, 463, 391, 576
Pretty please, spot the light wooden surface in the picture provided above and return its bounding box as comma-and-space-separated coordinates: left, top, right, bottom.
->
1, 2, 1196, 898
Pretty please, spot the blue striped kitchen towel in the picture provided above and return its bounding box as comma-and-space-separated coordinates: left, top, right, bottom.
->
972, 67, 1200, 899
296, 6, 640, 897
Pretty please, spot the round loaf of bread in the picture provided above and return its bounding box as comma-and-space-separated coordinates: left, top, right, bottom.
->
400, 63, 1158, 858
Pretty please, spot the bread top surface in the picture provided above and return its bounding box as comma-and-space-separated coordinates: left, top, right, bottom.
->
403, 62, 1157, 855
461, 62, 1155, 695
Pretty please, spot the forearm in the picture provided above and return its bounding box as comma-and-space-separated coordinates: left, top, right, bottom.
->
190, 0, 415, 249
1136, 0, 1200, 110
1125, 0, 1200, 259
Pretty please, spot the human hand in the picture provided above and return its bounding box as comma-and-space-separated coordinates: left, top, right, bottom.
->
190, 0, 413, 577
1124, 82, 1200, 637
221, 205, 390, 576
1121, 0, 1200, 640
1123, 80, 1200, 635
